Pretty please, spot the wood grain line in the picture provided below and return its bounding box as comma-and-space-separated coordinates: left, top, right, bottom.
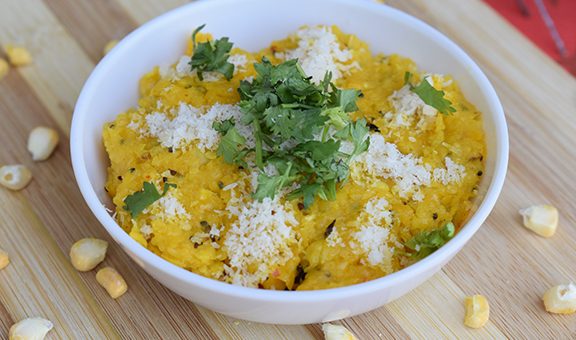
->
0, 0, 575, 338
385, 272, 507, 338
197, 306, 317, 340
43, 0, 137, 64
115, 0, 189, 24
0, 300, 15, 340
0, 61, 219, 339
409, 0, 576, 131
342, 306, 410, 339
0, 192, 118, 338
388, 1, 576, 338
0, 0, 95, 134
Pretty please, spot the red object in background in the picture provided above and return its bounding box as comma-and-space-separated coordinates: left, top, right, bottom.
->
485, 0, 576, 75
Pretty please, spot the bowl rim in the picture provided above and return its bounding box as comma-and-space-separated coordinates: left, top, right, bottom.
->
71, 0, 508, 303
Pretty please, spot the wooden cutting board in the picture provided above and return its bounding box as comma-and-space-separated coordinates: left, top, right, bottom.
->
0, 0, 574, 338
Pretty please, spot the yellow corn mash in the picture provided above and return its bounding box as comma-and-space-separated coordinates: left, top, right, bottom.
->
103, 26, 485, 290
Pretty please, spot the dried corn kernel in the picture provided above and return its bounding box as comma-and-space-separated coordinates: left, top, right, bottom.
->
4, 45, 32, 66
0, 58, 9, 79
321, 323, 358, 340
464, 295, 490, 329
543, 283, 576, 314
9, 317, 53, 340
27, 127, 59, 161
103, 40, 118, 56
0, 249, 9, 270
69, 238, 108, 272
0, 165, 32, 191
519, 204, 558, 237
96, 267, 127, 299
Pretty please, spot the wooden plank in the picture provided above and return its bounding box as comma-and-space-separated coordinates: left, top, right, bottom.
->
389, 0, 576, 338
0, 0, 574, 338
340, 307, 410, 339
0, 0, 94, 133
0, 299, 16, 339
44, 0, 137, 63
0, 191, 118, 339
198, 307, 317, 340
115, 0, 189, 24
0, 66, 219, 339
386, 272, 506, 338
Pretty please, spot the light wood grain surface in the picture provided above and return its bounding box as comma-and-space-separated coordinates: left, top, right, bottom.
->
0, 0, 574, 338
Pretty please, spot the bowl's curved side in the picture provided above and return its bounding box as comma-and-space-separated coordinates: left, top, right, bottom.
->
71, 0, 508, 324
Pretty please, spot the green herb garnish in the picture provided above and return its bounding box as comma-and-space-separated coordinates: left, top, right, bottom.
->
123, 182, 177, 218
189, 24, 234, 81
215, 57, 369, 208
405, 71, 456, 115
405, 222, 455, 259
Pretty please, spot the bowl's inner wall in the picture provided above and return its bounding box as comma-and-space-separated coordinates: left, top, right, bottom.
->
81, 0, 497, 214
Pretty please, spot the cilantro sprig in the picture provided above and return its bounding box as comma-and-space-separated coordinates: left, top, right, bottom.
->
405, 72, 456, 115
405, 222, 455, 259
189, 24, 235, 81
123, 182, 177, 218
215, 57, 369, 208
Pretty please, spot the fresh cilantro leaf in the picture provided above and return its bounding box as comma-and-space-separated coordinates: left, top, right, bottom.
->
212, 118, 235, 133
404, 71, 456, 115
189, 25, 235, 81
320, 178, 337, 201
404, 70, 413, 85
412, 80, 456, 115
253, 162, 292, 200
214, 57, 367, 208
321, 87, 361, 129
123, 182, 177, 218
287, 182, 321, 209
216, 127, 247, 165
335, 119, 370, 160
294, 140, 341, 162
322, 107, 350, 129
331, 87, 362, 113
348, 119, 370, 158
405, 222, 455, 259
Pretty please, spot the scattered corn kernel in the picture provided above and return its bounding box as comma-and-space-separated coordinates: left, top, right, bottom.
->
321, 323, 358, 340
9, 317, 53, 340
4, 45, 32, 66
519, 204, 558, 237
543, 283, 576, 314
103, 40, 118, 56
0, 165, 32, 191
0, 249, 9, 270
0, 58, 9, 79
69, 238, 108, 272
96, 267, 128, 299
464, 295, 490, 329
27, 127, 59, 161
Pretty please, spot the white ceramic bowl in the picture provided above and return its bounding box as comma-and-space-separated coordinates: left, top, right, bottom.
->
71, 0, 508, 324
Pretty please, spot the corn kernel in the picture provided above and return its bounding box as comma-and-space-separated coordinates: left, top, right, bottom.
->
0, 58, 9, 80
0, 249, 9, 270
9, 317, 53, 340
464, 295, 490, 329
103, 40, 118, 56
69, 238, 108, 272
543, 283, 576, 314
27, 127, 59, 161
4, 45, 32, 66
321, 323, 358, 340
0, 165, 32, 191
96, 267, 127, 299
519, 204, 558, 237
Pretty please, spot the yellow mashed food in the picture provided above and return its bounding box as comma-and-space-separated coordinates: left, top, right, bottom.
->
103, 26, 485, 290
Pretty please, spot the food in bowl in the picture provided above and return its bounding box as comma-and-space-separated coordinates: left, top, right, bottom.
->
102, 25, 485, 290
